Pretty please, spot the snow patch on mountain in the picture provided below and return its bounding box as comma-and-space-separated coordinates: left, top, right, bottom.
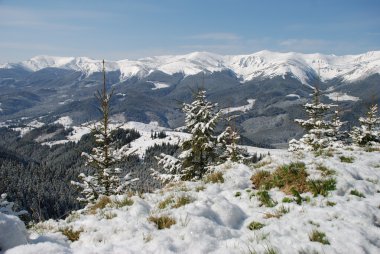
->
147, 81, 170, 90
286, 94, 301, 99
325, 92, 360, 102
221, 99, 255, 114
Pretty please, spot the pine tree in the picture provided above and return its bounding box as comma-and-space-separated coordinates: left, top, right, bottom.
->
350, 103, 380, 146
289, 87, 337, 151
180, 89, 221, 180
151, 153, 183, 184
72, 60, 137, 204
217, 125, 241, 162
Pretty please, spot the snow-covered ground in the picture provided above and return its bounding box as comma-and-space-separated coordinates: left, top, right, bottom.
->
2, 143, 380, 254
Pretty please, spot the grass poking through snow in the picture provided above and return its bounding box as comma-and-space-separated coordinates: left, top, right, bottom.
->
309, 230, 330, 245
204, 172, 224, 183
251, 162, 336, 199
148, 215, 176, 230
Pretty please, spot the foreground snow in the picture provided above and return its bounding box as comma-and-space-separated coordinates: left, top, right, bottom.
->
3, 146, 380, 254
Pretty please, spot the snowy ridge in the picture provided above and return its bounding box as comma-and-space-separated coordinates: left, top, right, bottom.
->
3, 51, 380, 84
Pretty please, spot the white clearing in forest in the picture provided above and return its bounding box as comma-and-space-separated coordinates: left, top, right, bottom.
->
325, 92, 360, 102
12, 120, 45, 136
54, 116, 73, 128
221, 99, 255, 114
121, 121, 190, 158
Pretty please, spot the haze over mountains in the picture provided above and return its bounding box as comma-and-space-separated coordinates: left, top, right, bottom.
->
1, 50, 379, 148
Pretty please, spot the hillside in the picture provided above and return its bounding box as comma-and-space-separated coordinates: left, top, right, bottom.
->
1, 136, 380, 253
1, 51, 380, 148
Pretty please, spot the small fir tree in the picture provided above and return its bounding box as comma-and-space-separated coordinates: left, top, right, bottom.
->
180, 89, 221, 180
151, 153, 183, 184
217, 125, 241, 162
350, 103, 380, 146
289, 87, 337, 151
72, 60, 137, 204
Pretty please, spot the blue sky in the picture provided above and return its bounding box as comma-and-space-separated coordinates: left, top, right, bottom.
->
0, 0, 379, 62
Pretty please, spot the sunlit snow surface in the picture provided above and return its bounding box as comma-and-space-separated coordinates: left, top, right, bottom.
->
4, 51, 380, 85
4, 129, 380, 254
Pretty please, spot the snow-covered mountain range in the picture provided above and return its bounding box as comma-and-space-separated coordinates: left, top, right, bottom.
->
2, 50, 380, 85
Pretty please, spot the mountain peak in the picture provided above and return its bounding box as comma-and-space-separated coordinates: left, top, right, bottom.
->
3, 50, 380, 84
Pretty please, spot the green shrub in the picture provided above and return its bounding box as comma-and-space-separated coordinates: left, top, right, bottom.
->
247, 221, 265, 230
282, 197, 293, 203
251, 162, 308, 195
340, 156, 354, 163
316, 165, 335, 177
252, 162, 336, 199
257, 190, 277, 207
350, 189, 365, 198
308, 178, 336, 197
309, 230, 330, 245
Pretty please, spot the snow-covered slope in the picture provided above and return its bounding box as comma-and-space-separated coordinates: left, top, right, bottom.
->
3, 146, 380, 254
3, 51, 380, 85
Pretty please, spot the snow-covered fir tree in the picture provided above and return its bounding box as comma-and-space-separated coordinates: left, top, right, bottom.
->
72, 60, 137, 204
350, 103, 380, 146
180, 89, 221, 180
329, 108, 348, 147
151, 153, 183, 184
289, 87, 338, 151
217, 125, 242, 162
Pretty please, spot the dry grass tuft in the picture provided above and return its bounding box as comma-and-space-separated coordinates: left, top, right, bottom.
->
204, 172, 224, 184
148, 215, 176, 229
60, 227, 83, 242
88, 196, 112, 214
